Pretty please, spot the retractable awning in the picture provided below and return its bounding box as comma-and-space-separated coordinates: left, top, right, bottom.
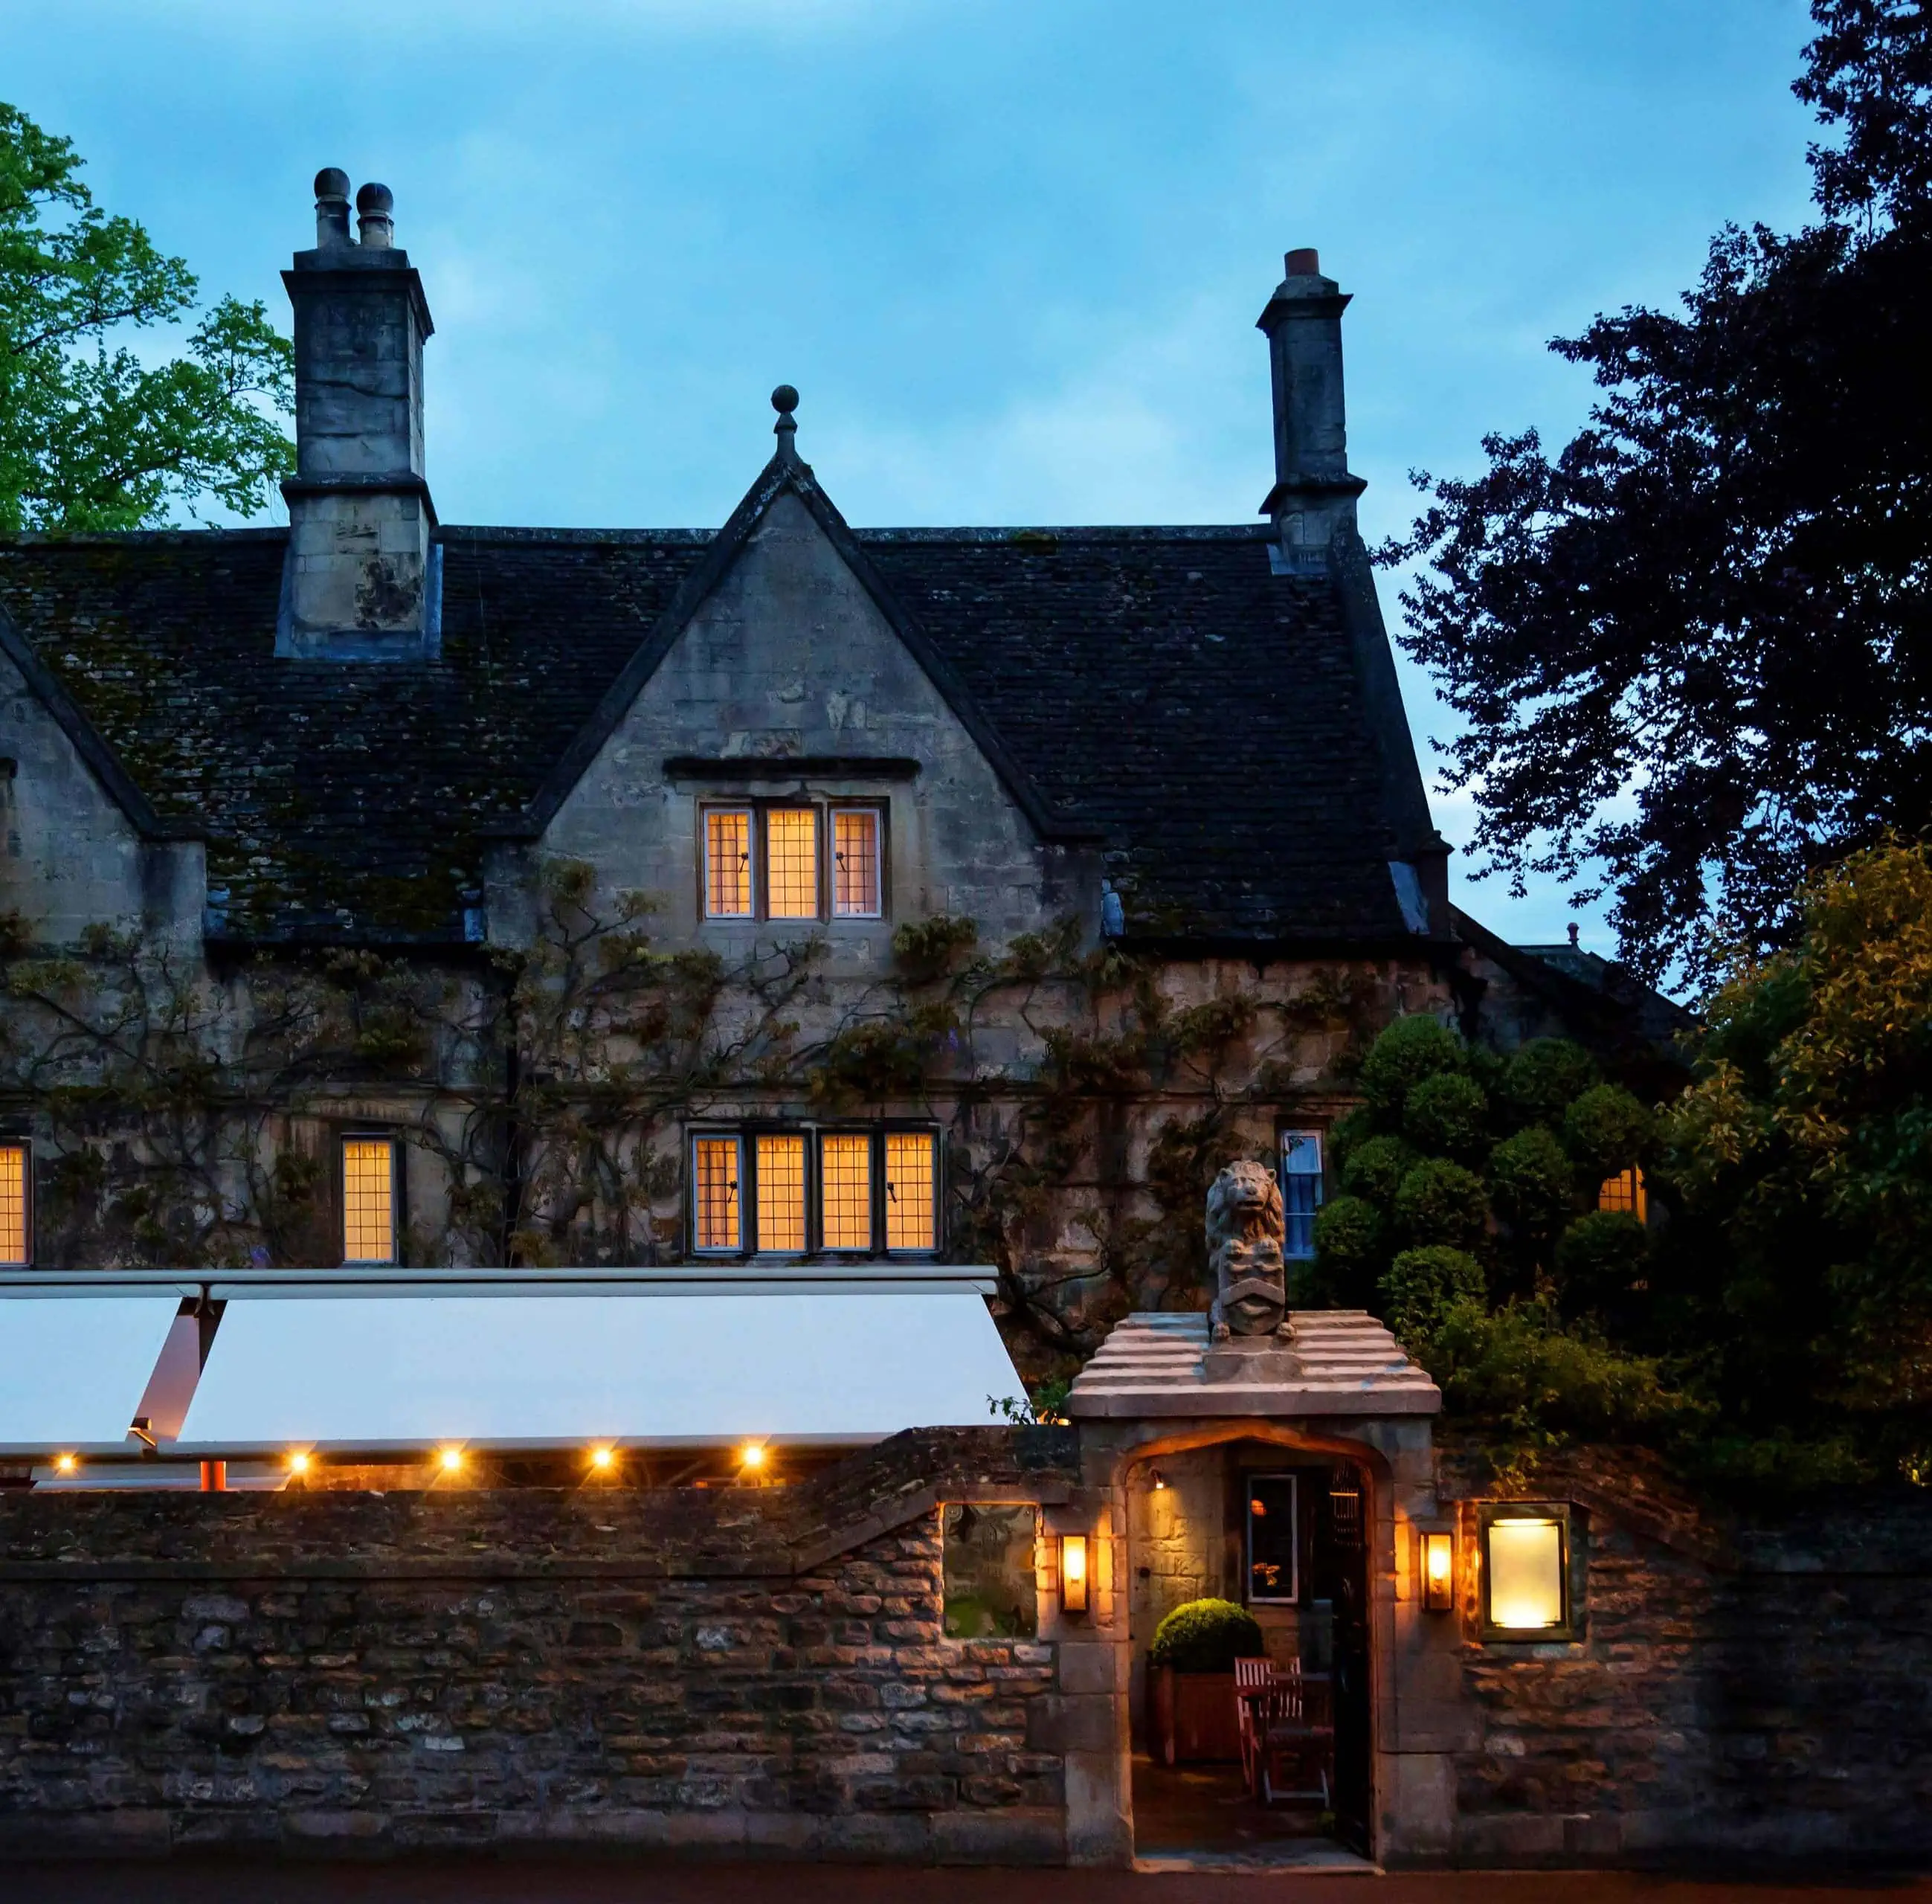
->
0, 1295, 183, 1451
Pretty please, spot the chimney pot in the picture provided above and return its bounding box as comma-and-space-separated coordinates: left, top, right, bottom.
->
356, 181, 396, 248
1285, 246, 1321, 277
313, 167, 351, 248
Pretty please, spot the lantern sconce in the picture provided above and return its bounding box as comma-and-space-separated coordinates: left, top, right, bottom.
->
1420, 1529, 1454, 1612
1058, 1532, 1089, 1615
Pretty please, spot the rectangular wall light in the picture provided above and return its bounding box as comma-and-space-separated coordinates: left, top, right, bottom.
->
1421, 1529, 1454, 1612
1059, 1532, 1089, 1615
1484, 1516, 1565, 1630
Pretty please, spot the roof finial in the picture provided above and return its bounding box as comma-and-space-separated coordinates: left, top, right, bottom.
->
771, 383, 799, 459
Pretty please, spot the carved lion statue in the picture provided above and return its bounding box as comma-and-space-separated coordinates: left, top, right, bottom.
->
1205, 1160, 1289, 1341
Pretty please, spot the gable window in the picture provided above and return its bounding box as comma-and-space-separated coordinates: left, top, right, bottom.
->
0, 1141, 30, 1267
692, 1135, 743, 1252
688, 1125, 940, 1256
1278, 1130, 1324, 1260
701, 802, 886, 924
833, 808, 882, 917
342, 1136, 397, 1265
704, 809, 754, 918
1597, 1166, 1647, 1223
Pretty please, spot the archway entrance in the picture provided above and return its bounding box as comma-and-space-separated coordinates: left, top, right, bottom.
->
1124, 1436, 1376, 1869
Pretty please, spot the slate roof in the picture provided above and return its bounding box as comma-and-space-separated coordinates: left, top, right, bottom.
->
0, 479, 1432, 948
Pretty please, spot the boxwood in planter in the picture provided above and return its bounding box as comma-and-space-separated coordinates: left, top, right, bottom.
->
1149, 1598, 1266, 1673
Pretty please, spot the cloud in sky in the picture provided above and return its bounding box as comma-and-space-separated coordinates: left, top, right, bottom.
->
6, 0, 1820, 957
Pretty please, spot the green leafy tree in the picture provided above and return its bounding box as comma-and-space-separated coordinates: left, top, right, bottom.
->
0, 102, 292, 530
1381, 4, 1932, 986
1654, 838, 1932, 1479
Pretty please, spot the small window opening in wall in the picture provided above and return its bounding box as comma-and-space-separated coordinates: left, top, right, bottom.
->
832, 808, 882, 918
1246, 1473, 1299, 1604
1479, 1503, 1575, 1637
885, 1130, 936, 1250
0, 1140, 30, 1266
1279, 1130, 1324, 1260
941, 1502, 1039, 1638
692, 1135, 743, 1252
1598, 1166, 1647, 1223
341, 1136, 396, 1265
704, 809, 753, 919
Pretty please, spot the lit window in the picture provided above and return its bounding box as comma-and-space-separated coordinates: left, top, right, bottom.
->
820, 1133, 872, 1250
0, 1142, 28, 1266
755, 1133, 806, 1252
1483, 1513, 1568, 1632
705, 809, 753, 918
764, 808, 818, 919
1279, 1130, 1324, 1261
1597, 1166, 1647, 1223
833, 808, 882, 918
885, 1130, 936, 1251
342, 1137, 396, 1264
693, 1136, 742, 1251
1246, 1473, 1298, 1604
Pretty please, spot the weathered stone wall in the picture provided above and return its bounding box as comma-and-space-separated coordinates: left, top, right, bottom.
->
1435, 1450, 1932, 1867
0, 1428, 1102, 1863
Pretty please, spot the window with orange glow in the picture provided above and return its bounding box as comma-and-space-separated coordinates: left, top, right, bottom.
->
820, 1133, 872, 1250
693, 1136, 741, 1250
341, 1137, 396, 1264
705, 809, 753, 918
0, 1142, 27, 1266
755, 1134, 806, 1252
832, 808, 881, 918
1597, 1166, 1648, 1223
885, 1130, 936, 1250
764, 808, 819, 919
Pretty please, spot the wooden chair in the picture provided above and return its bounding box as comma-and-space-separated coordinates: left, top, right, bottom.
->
1233, 1656, 1275, 1793
1234, 1660, 1336, 1806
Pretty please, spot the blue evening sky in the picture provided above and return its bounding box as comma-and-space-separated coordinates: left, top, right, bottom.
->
5, 0, 1820, 957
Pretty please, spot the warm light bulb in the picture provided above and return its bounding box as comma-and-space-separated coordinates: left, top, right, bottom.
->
589, 1445, 615, 1470
1427, 1540, 1451, 1583
439, 1446, 464, 1473
288, 1451, 311, 1476
739, 1442, 766, 1470
54, 1453, 76, 1475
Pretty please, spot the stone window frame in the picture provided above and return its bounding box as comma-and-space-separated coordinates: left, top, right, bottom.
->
1275, 1126, 1326, 1261
1474, 1499, 1586, 1644
698, 797, 891, 927
686, 1121, 941, 1259
0, 1135, 32, 1267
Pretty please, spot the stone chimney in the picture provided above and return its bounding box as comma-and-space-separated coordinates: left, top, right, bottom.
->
1255, 248, 1366, 570
276, 170, 439, 661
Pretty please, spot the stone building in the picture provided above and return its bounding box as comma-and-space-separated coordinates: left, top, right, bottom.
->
0, 174, 1675, 1367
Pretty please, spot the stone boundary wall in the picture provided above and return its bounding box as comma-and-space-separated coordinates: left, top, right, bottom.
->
0, 1428, 1096, 1863
1437, 1447, 1932, 1867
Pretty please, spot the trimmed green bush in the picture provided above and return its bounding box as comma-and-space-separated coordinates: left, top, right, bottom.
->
1341, 1133, 1417, 1206
1148, 1598, 1266, 1673
1488, 1125, 1578, 1237
1359, 1014, 1465, 1119
1553, 1209, 1650, 1316
1563, 1084, 1654, 1179
1324, 1103, 1377, 1177
1381, 1245, 1487, 1340
1403, 1072, 1490, 1163
1394, 1157, 1490, 1250
1502, 1038, 1600, 1128
1312, 1194, 1386, 1305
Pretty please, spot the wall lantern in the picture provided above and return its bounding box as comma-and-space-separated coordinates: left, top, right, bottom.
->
1483, 1511, 1569, 1633
1420, 1530, 1455, 1612
1058, 1532, 1089, 1615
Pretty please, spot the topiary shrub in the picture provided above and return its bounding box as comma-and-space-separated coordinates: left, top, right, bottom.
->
1341, 1133, 1417, 1206
1324, 1103, 1377, 1177
1359, 1014, 1465, 1119
1488, 1125, 1578, 1238
1394, 1157, 1490, 1250
1553, 1209, 1650, 1319
1148, 1598, 1266, 1673
1403, 1072, 1490, 1163
1312, 1194, 1386, 1305
1381, 1245, 1487, 1341
1502, 1038, 1600, 1128
1563, 1084, 1654, 1180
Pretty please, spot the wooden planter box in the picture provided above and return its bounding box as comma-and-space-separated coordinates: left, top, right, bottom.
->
1148, 1664, 1242, 1766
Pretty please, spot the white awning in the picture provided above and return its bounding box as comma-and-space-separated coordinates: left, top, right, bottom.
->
178, 1289, 1025, 1451
0, 1296, 183, 1450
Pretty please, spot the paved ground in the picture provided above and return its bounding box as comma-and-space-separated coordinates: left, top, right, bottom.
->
4, 1862, 1929, 1903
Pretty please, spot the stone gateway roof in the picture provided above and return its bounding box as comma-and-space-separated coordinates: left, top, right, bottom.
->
0, 486, 1436, 948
